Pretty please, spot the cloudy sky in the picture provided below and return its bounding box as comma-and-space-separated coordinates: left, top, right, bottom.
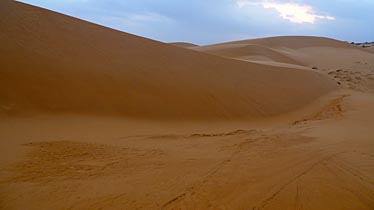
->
18, 0, 374, 45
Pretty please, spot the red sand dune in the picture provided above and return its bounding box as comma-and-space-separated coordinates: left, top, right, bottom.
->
0, 0, 337, 120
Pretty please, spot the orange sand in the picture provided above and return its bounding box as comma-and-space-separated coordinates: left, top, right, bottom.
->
1, 1, 374, 210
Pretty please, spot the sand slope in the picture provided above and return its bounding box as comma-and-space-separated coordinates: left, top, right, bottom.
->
0, 1, 336, 120
1, 90, 374, 210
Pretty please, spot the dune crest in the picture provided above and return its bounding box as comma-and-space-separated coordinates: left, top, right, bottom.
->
169, 42, 199, 48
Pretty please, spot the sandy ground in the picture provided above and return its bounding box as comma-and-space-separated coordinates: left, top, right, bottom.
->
1, 89, 374, 210
1, 1, 374, 210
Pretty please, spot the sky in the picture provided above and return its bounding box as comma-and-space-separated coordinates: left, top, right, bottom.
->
17, 0, 374, 45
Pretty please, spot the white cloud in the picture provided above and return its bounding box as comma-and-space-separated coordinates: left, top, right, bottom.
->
236, 0, 335, 24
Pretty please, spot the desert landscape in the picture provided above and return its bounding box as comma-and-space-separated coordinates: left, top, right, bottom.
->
1, 0, 374, 209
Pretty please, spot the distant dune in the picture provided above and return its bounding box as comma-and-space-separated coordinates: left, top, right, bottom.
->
194, 36, 374, 92
192, 42, 304, 66
193, 36, 370, 67
352, 42, 374, 54
169, 42, 199, 48
0, 1, 336, 120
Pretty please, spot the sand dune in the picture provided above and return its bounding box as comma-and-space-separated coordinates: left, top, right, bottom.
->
352, 42, 374, 54
192, 43, 303, 65
1, 1, 374, 210
194, 36, 374, 92
0, 1, 337, 120
193, 36, 371, 66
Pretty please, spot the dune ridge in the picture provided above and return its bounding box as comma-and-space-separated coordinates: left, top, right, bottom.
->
169, 42, 198, 48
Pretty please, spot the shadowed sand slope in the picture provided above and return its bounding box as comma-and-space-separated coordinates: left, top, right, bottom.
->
0, 1, 336, 120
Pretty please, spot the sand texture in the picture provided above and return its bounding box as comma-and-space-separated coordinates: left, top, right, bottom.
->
1, 1, 374, 210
